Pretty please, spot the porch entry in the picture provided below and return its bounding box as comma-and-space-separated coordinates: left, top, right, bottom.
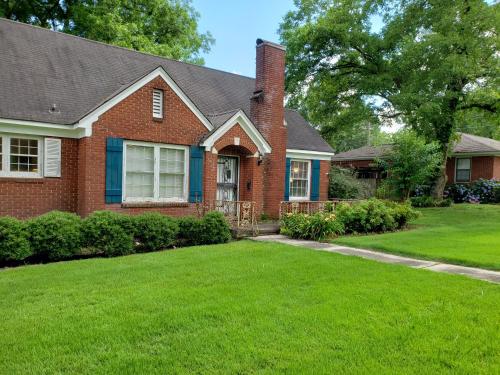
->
217, 155, 239, 202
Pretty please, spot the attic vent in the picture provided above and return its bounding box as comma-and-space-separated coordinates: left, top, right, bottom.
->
152, 89, 163, 118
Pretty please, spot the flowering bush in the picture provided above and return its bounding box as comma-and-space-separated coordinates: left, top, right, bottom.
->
281, 212, 344, 240
445, 179, 500, 204
471, 179, 500, 203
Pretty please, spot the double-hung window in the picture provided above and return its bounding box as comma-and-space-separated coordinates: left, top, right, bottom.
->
455, 158, 471, 183
289, 159, 310, 200
0, 135, 42, 178
124, 141, 188, 202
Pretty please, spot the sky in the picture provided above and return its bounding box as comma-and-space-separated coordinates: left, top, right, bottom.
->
191, 0, 295, 77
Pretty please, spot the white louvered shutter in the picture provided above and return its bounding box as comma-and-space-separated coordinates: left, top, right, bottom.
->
153, 89, 163, 118
44, 138, 61, 177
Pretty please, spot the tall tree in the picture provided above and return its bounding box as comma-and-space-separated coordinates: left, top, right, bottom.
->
280, 0, 499, 197
0, 0, 214, 64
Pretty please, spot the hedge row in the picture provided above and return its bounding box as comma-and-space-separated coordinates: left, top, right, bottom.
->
0, 210, 231, 264
281, 199, 420, 241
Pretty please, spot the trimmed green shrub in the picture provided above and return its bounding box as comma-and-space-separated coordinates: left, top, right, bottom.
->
27, 211, 82, 260
177, 216, 204, 246
133, 212, 179, 251
198, 211, 231, 245
385, 201, 421, 228
410, 196, 452, 208
336, 199, 404, 233
0, 217, 32, 262
281, 212, 344, 240
82, 211, 134, 257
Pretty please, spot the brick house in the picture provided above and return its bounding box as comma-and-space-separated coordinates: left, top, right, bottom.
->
332, 133, 500, 186
0, 19, 334, 219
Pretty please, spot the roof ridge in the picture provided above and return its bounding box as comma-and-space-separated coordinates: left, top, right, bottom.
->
0, 17, 257, 82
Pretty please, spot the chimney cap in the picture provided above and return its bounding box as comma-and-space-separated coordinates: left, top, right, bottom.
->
256, 38, 286, 51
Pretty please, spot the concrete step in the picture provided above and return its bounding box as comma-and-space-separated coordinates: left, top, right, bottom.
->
232, 222, 280, 238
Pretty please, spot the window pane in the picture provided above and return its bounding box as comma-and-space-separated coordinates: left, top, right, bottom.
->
159, 174, 184, 199
125, 145, 154, 198
457, 158, 470, 170
9, 138, 39, 172
159, 148, 185, 199
289, 160, 309, 198
456, 170, 470, 182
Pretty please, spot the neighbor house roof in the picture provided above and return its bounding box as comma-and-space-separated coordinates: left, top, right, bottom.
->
453, 133, 500, 154
0, 18, 333, 153
331, 133, 500, 161
331, 144, 394, 161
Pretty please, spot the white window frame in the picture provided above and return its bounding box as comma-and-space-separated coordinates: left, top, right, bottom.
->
289, 159, 311, 201
152, 89, 164, 119
455, 158, 471, 183
0, 133, 43, 178
122, 140, 189, 203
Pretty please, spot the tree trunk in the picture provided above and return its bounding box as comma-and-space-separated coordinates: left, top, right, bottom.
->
431, 148, 449, 199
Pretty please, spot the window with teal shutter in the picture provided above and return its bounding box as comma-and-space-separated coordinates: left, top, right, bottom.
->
105, 137, 123, 203
189, 146, 204, 203
310, 159, 320, 201
284, 157, 291, 201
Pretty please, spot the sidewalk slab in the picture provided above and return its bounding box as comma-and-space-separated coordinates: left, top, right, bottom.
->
252, 235, 500, 283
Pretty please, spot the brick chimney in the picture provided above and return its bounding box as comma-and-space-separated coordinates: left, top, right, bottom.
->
250, 38, 287, 218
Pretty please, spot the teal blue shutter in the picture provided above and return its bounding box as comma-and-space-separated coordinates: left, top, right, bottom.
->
189, 146, 204, 203
310, 159, 320, 201
105, 137, 123, 204
284, 157, 291, 201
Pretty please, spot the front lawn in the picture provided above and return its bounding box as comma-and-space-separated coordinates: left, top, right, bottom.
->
333, 204, 500, 270
1, 241, 498, 374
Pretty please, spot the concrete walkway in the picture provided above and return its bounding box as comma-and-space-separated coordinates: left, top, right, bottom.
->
252, 235, 500, 284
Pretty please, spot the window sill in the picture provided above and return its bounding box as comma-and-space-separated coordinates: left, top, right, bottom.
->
121, 201, 190, 208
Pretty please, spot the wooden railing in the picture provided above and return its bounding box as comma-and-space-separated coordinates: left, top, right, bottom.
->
279, 199, 360, 218
197, 200, 257, 228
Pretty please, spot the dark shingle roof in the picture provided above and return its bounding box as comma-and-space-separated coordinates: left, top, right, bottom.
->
0, 18, 333, 153
332, 133, 500, 161
453, 133, 500, 154
331, 144, 393, 161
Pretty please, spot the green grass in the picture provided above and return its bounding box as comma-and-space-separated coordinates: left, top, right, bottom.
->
333, 204, 500, 270
1, 241, 499, 374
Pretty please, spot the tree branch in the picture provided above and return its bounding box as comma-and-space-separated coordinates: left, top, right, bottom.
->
457, 102, 498, 113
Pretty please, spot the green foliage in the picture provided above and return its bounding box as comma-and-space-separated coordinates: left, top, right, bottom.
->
0, 217, 32, 262
329, 166, 370, 199
336, 199, 419, 234
1, 0, 214, 63
82, 211, 134, 257
177, 216, 204, 246
27, 211, 82, 260
379, 131, 441, 199
133, 212, 179, 252
198, 211, 232, 245
410, 196, 453, 208
280, 0, 499, 196
177, 212, 231, 246
281, 212, 344, 240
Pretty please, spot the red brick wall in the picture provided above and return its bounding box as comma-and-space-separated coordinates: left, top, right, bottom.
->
446, 156, 496, 183
0, 138, 78, 219
493, 157, 500, 180
320, 160, 330, 201
250, 41, 287, 218
77, 76, 209, 217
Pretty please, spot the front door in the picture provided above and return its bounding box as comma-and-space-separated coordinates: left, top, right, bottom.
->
217, 156, 239, 202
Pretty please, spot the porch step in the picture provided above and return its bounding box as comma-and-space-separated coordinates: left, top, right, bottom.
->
232, 222, 280, 238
